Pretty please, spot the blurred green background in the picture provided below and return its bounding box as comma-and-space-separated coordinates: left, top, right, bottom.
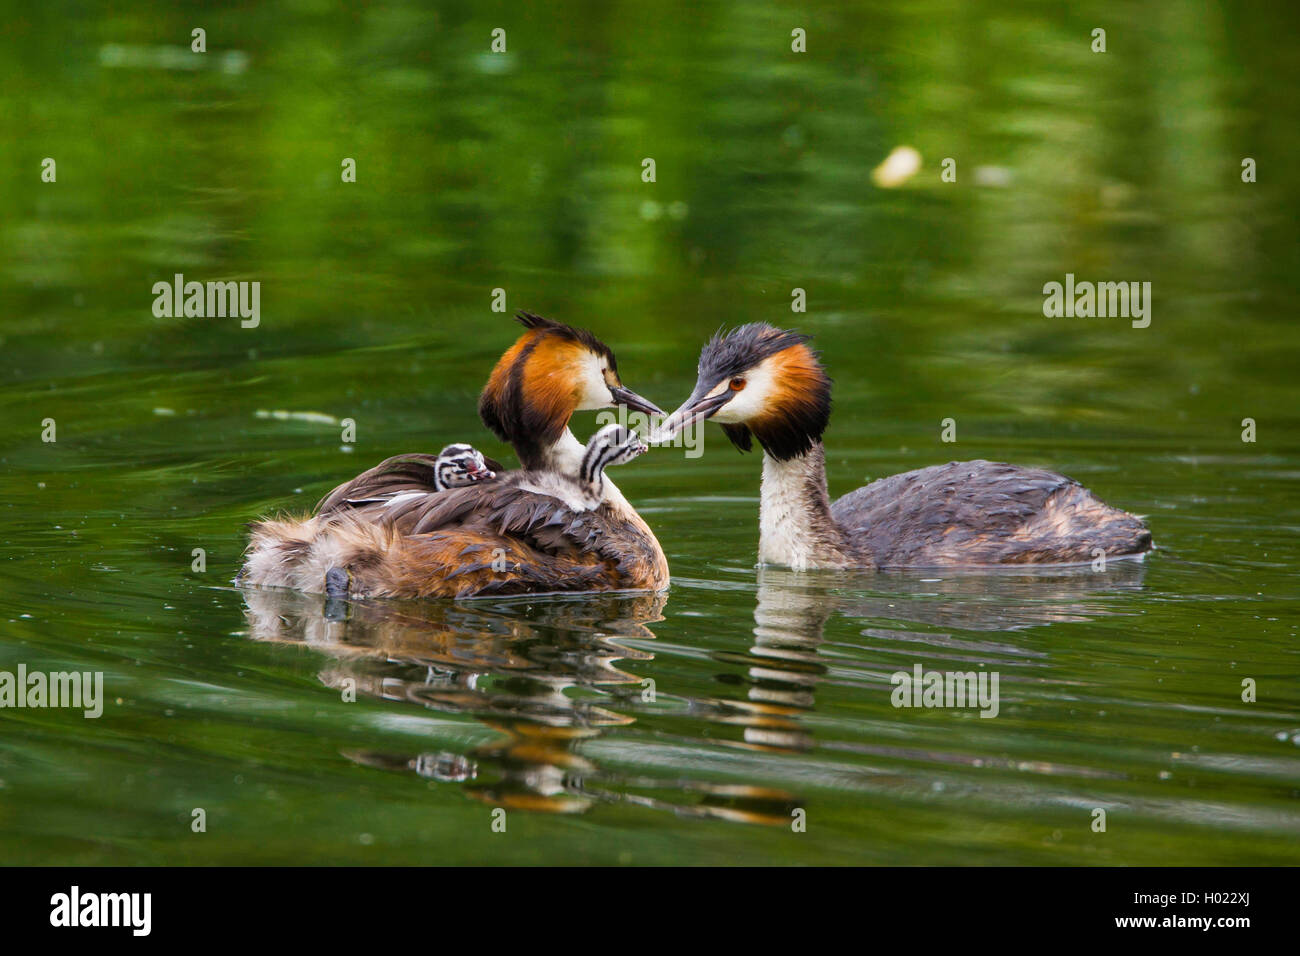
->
0, 0, 1297, 864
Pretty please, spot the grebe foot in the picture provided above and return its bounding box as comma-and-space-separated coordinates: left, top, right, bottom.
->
324, 567, 351, 599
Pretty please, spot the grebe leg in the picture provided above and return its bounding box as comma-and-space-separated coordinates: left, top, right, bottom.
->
324, 567, 351, 598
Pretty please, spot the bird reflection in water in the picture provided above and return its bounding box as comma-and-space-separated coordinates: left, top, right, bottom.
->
692, 559, 1149, 757
241, 559, 1144, 822
240, 587, 800, 824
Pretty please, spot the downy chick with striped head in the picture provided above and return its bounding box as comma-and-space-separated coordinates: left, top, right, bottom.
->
432, 444, 497, 491
513, 424, 649, 512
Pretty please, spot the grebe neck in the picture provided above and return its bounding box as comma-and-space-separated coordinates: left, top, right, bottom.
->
531, 427, 584, 474
759, 443, 860, 570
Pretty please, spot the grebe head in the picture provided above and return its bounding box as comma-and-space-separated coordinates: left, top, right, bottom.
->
580, 424, 649, 488
654, 323, 831, 461
434, 443, 496, 490
479, 312, 663, 461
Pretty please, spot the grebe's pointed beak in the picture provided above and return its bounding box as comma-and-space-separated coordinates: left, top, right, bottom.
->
650, 384, 731, 443
609, 385, 664, 418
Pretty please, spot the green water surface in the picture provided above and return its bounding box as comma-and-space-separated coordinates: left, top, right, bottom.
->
1, 0, 1298, 865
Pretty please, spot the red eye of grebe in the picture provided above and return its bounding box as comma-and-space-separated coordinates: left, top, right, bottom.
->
730, 377, 746, 390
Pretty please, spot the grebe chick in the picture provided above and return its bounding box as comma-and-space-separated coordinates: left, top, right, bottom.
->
654, 323, 1153, 570
578, 425, 649, 502
432, 444, 496, 491
514, 424, 649, 511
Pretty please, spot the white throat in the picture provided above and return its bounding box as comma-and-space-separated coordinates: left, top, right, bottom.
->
760, 453, 820, 570
758, 447, 854, 570
541, 428, 585, 476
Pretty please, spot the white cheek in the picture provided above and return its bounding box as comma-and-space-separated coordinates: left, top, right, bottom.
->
575, 353, 613, 410
711, 363, 777, 423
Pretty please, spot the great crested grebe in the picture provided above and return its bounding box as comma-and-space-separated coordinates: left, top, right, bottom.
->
653, 323, 1153, 570
238, 312, 670, 599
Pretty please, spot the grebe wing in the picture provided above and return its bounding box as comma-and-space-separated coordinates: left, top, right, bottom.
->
316, 453, 497, 514
320, 474, 591, 541
376, 527, 620, 598
316, 454, 444, 513
398, 481, 606, 547
326, 481, 663, 597
398, 480, 664, 585
829, 459, 1150, 567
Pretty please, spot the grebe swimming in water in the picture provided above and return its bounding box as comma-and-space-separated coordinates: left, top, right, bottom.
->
653, 323, 1153, 570
239, 313, 669, 599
